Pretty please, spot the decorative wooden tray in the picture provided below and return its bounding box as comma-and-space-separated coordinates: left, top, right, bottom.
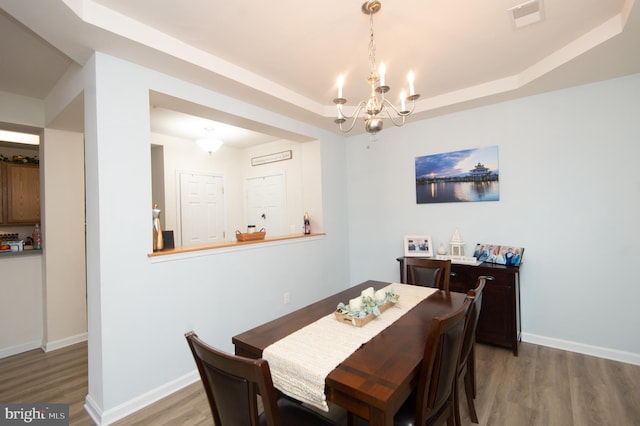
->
235, 229, 266, 242
334, 298, 397, 327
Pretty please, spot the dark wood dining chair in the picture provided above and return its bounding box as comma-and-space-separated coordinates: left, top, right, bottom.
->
185, 331, 338, 426
392, 296, 471, 426
402, 257, 452, 291
453, 276, 491, 426
349, 297, 471, 426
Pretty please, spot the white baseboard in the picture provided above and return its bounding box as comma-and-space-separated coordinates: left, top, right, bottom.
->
522, 332, 640, 366
88, 370, 200, 425
43, 332, 88, 352
1, 333, 88, 359
0, 340, 42, 359
84, 394, 103, 426
82, 334, 639, 425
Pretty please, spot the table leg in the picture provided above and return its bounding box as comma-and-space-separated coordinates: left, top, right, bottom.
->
368, 406, 393, 426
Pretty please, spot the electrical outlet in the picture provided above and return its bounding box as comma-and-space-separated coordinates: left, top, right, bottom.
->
283, 292, 291, 305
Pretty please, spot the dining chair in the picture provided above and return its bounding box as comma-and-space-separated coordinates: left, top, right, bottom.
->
394, 296, 470, 426
402, 257, 452, 291
350, 297, 471, 426
185, 331, 338, 426
453, 276, 491, 426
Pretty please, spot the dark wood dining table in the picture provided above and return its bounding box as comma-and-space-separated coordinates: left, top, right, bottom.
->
232, 280, 467, 426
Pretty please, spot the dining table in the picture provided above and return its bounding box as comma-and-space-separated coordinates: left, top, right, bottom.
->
232, 280, 467, 426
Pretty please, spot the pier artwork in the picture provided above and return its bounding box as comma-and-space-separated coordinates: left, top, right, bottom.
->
416, 162, 499, 185
414, 146, 500, 204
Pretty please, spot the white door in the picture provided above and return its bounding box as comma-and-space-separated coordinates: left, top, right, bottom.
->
179, 172, 225, 245
245, 173, 285, 236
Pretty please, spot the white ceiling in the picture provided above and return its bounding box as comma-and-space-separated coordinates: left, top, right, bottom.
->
1, 0, 639, 143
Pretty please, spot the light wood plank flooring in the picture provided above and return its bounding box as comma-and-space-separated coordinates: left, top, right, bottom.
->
1, 341, 639, 425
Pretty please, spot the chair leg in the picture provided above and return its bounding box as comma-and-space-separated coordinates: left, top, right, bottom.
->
464, 369, 479, 423
453, 375, 462, 426
469, 343, 477, 398
447, 413, 456, 426
447, 398, 456, 426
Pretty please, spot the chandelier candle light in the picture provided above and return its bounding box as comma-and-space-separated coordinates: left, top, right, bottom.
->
333, 1, 420, 134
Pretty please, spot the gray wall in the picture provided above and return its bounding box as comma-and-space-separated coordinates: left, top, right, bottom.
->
79, 53, 350, 422
346, 73, 640, 361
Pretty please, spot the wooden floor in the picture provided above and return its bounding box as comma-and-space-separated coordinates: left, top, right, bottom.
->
1, 341, 639, 425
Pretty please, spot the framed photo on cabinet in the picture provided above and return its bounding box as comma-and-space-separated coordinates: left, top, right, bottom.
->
473, 243, 524, 266
404, 235, 433, 257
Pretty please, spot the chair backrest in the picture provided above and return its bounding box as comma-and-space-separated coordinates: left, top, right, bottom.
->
414, 297, 471, 425
459, 276, 491, 369
402, 258, 452, 291
185, 331, 281, 426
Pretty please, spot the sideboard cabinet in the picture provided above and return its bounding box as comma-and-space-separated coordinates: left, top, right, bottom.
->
398, 258, 521, 355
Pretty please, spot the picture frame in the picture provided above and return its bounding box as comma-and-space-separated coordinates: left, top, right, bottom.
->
472, 243, 524, 266
404, 235, 433, 258
251, 150, 292, 166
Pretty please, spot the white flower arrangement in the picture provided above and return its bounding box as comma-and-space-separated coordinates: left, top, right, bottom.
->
336, 287, 400, 319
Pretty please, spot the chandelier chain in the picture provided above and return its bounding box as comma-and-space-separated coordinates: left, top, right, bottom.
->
368, 11, 377, 78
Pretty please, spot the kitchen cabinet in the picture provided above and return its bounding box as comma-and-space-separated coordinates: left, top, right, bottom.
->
397, 257, 521, 355
1, 163, 40, 224
0, 166, 3, 224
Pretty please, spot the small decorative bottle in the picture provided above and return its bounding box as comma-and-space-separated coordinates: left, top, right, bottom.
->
33, 224, 42, 250
304, 212, 311, 235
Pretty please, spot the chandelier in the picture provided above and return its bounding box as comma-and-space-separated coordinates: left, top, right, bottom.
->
333, 1, 420, 134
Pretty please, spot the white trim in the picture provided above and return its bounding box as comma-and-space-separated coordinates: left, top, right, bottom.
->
84, 394, 103, 426
0, 340, 41, 359
88, 370, 200, 425
522, 332, 640, 366
43, 332, 88, 352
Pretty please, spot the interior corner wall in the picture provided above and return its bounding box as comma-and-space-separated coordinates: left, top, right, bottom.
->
301, 140, 323, 232
82, 52, 350, 423
41, 128, 87, 350
82, 53, 106, 417
346, 73, 640, 361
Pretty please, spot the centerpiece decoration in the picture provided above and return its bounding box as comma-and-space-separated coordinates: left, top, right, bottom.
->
335, 286, 400, 327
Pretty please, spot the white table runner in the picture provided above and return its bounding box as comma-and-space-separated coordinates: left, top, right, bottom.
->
263, 283, 437, 412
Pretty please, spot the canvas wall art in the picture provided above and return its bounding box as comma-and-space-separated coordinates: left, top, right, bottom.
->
415, 146, 499, 204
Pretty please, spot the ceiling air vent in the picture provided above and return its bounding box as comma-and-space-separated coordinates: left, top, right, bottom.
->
508, 0, 544, 29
